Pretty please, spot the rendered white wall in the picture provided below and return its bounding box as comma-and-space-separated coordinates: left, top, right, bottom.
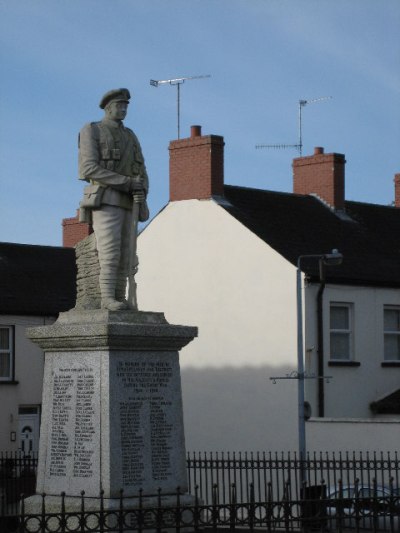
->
0, 315, 54, 451
137, 199, 299, 451
308, 418, 400, 454
304, 284, 400, 419
137, 201, 400, 452
137, 199, 297, 368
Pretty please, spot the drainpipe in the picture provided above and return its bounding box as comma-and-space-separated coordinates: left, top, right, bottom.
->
316, 260, 326, 417
316, 281, 325, 417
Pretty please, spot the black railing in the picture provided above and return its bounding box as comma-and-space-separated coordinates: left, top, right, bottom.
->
0, 452, 37, 516
1, 481, 398, 533
186, 450, 400, 505
1, 451, 399, 532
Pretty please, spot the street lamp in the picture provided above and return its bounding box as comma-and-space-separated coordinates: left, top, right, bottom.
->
296, 249, 343, 484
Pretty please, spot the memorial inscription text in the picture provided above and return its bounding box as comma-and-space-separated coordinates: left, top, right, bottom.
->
49, 367, 96, 478
116, 360, 174, 485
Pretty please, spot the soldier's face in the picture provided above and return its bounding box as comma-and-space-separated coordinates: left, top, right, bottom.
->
106, 101, 128, 121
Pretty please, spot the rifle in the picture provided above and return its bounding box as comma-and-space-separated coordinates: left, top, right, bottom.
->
127, 191, 141, 310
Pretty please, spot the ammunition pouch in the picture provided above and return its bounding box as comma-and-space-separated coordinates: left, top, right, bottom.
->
79, 206, 92, 224
80, 184, 105, 209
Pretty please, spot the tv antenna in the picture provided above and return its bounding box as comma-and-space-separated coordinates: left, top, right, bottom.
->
256, 96, 332, 156
150, 75, 211, 139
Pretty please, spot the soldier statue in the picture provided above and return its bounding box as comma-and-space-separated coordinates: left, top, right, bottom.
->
78, 88, 149, 311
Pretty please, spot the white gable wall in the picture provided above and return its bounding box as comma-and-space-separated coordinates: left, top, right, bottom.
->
137, 199, 297, 369
137, 199, 300, 451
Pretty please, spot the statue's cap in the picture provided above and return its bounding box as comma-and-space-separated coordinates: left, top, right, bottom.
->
99, 88, 131, 109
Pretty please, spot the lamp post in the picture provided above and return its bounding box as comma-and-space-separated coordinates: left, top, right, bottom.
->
296, 249, 343, 486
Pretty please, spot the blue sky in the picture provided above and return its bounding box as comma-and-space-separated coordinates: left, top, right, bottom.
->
0, 0, 399, 246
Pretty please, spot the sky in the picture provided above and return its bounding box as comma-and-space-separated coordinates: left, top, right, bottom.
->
0, 0, 399, 247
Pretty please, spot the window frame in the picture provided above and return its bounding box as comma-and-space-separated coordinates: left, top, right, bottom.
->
0, 325, 15, 382
383, 306, 400, 362
329, 302, 354, 362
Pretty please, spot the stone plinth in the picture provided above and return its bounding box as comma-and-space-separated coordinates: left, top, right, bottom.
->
26, 309, 197, 499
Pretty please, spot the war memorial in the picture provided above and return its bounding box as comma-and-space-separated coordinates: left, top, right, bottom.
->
12, 88, 400, 533
23, 89, 198, 520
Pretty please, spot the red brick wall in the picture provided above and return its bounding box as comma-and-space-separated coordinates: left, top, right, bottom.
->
62, 210, 93, 247
293, 147, 346, 210
169, 126, 225, 201
395, 173, 400, 207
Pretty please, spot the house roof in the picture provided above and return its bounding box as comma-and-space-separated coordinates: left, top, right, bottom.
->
219, 185, 400, 287
0, 242, 76, 316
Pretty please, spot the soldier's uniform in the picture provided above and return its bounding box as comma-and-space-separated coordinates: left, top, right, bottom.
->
78, 88, 149, 310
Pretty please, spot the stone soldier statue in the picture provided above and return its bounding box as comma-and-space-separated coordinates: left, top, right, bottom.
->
78, 88, 149, 311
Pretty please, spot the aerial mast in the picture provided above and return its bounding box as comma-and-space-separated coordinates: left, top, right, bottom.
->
150, 75, 211, 139
256, 96, 332, 156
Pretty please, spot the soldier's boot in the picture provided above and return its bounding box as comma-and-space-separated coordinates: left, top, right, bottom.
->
100, 281, 128, 311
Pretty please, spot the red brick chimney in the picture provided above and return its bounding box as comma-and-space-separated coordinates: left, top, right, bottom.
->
62, 210, 93, 247
394, 173, 400, 207
169, 125, 224, 201
293, 147, 346, 210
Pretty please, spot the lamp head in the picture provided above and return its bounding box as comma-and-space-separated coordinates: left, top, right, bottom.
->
322, 249, 343, 266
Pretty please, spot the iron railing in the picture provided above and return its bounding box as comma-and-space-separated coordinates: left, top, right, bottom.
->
186, 450, 400, 505
0, 452, 37, 516
1, 481, 399, 533
1, 451, 399, 532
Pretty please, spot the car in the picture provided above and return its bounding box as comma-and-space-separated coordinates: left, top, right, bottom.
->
325, 484, 400, 531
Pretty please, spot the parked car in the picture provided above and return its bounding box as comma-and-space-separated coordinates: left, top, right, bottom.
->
325, 484, 400, 531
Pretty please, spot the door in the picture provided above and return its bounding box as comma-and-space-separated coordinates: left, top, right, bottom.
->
18, 407, 40, 456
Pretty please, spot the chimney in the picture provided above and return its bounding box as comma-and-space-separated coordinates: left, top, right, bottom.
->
169, 125, 224, 201
293, 147, 346, 210
62, 209, 93, 247
395, 173, 400, 207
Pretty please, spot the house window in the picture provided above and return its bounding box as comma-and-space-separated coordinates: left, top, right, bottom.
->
330, 304, 353, 360
0, 326, 14, 381
384, 307, 400, 361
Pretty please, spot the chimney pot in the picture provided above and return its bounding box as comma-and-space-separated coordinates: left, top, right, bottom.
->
314, 147, 324, 155
191, 125, 202, 138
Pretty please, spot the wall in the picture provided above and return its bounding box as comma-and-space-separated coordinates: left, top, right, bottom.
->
0, 315, 54, 451
308, 418, 400, 454
137, 199, 299, 451
138, 207, 400, 452
181, 365, 298, 452
304, 283, 400, 419
137, 199, 298, 368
